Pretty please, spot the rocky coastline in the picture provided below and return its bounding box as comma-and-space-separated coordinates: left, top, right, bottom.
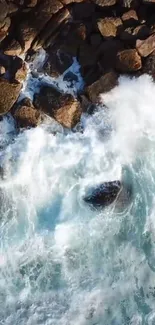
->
0, 0, 155, 129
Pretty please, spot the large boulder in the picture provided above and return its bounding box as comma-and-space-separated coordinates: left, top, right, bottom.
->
0, 79, 21, 115
85, 71, 118, 103
34, 86, 82, 128
121, 9, 139, 27
136, 34, 155, 57
116, 49, 142, 72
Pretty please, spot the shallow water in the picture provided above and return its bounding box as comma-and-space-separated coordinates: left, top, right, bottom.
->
0, 74, 155, 324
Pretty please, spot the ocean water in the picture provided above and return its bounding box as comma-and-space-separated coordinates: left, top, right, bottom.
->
0, 65, 155, 324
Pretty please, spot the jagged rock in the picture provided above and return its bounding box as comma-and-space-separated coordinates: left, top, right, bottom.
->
136, 34, 155, 57
97, 17, 123, 38
143, 50, 155, 79
34, 86, 82, 128
116, 49, 142, 72
0, 79, 21, 115
83, 181, 122, 208
18, 0, 63, 53
85, 70, 118, 103
4, 39, 22, 56
14, 102, 42, 128
122, 10, 139, 27
91, 0, 117, 6
32, 7, 71, 50
43, 50, 73, 78
0, 65, 5, 75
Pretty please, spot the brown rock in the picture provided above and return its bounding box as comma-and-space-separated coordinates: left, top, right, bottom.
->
61, 0, 83, 3
122, 10, 139, 26
91, 0, 117, 6
25, 0, 38, 7
34, 86, 82, 128
116, 49, 142, 72
0, 66, 5, 75
120, 25, 150, 42
85, 71, 118, 103
0, 0, 8, 23
97, 17, 123, 38
14, 104, 41, 128
4, 39, 22, 56
0, 79, 21, 115
18, 0, 63, 53
121, 0, 139, 7
136, 34, 155, 57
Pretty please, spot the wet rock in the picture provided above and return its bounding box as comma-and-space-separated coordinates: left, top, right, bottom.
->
97, 17, 123, 38
14, 103, 42, 128
120, 25, 150, 43
0, 79, 21, 115
142, 0, 155, 3
116, 49, 142, 72
121, 0, 139, 7
63, 71, 78, 82
25, 0, 38, 7
10, 56, 27, 83
85, 70, 118, 103
71, 3, 95, 19
80, 64, 101, 86
34, 86, 82, 128
78, 43, 97, 67
90, 33, 102, 48
43, 50, 73, 78
83, 181, 122, 208
61, 0, 83, 3
136, 34, 155, 57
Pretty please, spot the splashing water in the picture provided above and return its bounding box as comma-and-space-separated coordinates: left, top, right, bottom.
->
0, 74, 155, 325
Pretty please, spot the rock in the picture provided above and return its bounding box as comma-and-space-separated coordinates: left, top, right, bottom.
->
90, 33, 102, 48
0, 65, 5, 75
120, 25, 150, 42
0, 0, 8, 23
14, 103, 42, 128
34, 86, 82, 128
122, 9, 139, 27
143, 50, 155, 79
98, 40, 124, 71
91, 0, 117, 6
80, 64, 102, 86
61, 0, 83, 3
61, 23, 88, 56
43, 50, 73, 78
97, 17, 123, 38
83, 181, 122, 208
116, 49, 142, 72
4, 39, 22, 56
25, 0, 38, 7
121, 0, 139, 7
0, 79, 21, 115
71, 3, 95, 19
18, 0, 63, 53
85, 70, 118, 103
9, 56, 27, 83
78, 42, 97, 67
63, 71, 78, 82
136, 34, 155, 57
142, 0, 155, 3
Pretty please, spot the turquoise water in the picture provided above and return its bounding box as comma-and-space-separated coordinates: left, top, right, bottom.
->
0, 75, 155, 324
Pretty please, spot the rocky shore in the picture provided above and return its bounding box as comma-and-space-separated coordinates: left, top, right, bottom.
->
0, 0, 155, 128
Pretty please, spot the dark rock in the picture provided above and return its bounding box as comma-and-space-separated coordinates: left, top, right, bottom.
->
120, 0, 139, 7
80, 64, 101, 86
43, 50, 73, 78
63, 71, 78, 82
120, 25, 150, 43
98, 40, 124, 72
83, 181, 122, 208
97, 17, 123, 38
10, 57, 27, 83
4, 39, 22, 56
0, 79, 21, 115
121, 9, 139, 27
71, 3, 95, 19
0, 0, 8, 23
78, 43, 97, 67
116, 49, 142, 72
143, 50, 155, 79
85, 70, 118, 103
136, 34, 155, 57
34, 85, 82, 128
90, 33, 102, 48
62, 23, 88, 56
14, 103, 42, 128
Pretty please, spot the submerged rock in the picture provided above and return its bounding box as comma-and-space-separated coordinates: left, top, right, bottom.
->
83, 180, 133, 210
14, 100, 42, 128
34, 85, 82, 128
